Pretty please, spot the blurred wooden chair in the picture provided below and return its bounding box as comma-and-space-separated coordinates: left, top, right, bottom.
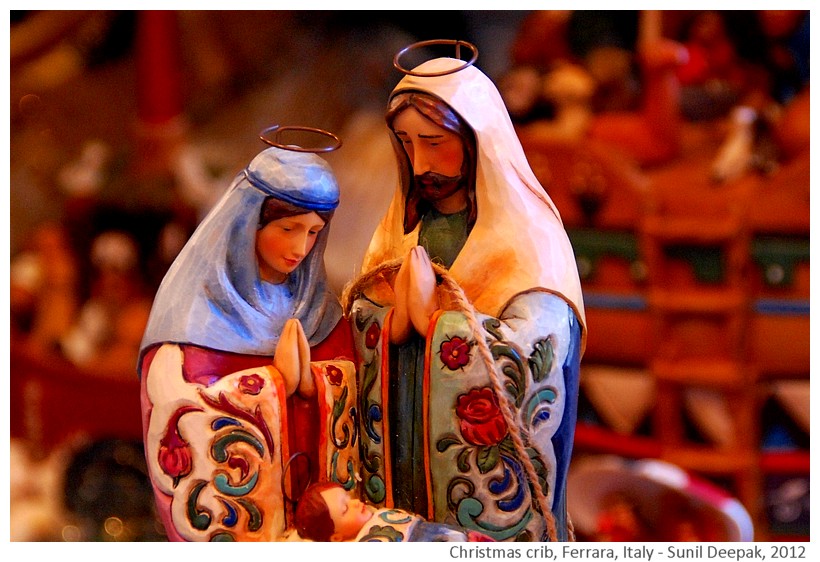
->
638, 174, 764, 538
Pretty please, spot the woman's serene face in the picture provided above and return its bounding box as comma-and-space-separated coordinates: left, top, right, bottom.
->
256, 211, 325, 283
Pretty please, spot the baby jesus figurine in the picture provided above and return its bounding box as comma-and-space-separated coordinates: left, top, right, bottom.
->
293, 482, 494, 542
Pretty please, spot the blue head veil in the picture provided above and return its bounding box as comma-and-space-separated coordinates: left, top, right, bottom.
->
139, 147, 342, 369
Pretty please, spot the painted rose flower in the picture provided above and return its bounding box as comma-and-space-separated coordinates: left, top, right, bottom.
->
440, 336, 471, 370
158, 443, 192, 488
238, 373, 264, 395
158, 405, 201, 487
365, 322, 381, 349
456, 387, 507, 446
326, 365, 343, 386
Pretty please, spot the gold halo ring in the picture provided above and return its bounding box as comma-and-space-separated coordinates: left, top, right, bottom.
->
393, 39, 479, 77
259, 125, 342, 153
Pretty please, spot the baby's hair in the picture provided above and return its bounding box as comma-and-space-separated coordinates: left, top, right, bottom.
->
293, 481, 344, 541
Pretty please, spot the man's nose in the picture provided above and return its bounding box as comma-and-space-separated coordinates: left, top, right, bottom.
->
412, 148, 432, 175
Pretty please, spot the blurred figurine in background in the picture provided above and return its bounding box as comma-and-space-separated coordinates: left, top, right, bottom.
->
345, 41, 586, 541
750, 10, 809, 177
583, 10, 688, 168
501, 11, 688, 168
672, 10, 809, 182
676, 10, 753, 121
60, 230, 152, 374
138, 131, 357, 541
10, 222, 80, 351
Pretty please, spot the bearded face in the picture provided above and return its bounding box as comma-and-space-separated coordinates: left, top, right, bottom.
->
391, 102, 476, 231
415, 170, 465, 203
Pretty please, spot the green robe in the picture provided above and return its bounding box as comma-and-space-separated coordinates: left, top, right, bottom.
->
393, 207, 469, 515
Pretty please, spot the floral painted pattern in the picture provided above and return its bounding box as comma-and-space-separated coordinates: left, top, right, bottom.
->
326, 364, 344, 386
456, 387, 508, 446
440, 336, 472, 370
352, 294, 577, 542
238, 374, 264, 395
158, 405, 202, 487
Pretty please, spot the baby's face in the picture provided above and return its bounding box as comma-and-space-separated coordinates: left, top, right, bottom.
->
320, 486, 374, 541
